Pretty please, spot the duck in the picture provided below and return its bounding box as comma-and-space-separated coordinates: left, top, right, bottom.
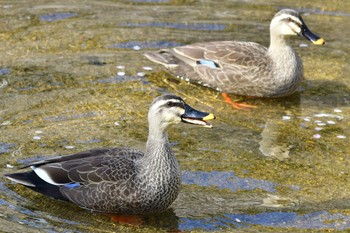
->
144, 9, 325, 109
5, 94, 215, 215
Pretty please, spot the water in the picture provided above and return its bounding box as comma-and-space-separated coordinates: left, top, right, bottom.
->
0, 0, 350, 232
39, 12, 78, 22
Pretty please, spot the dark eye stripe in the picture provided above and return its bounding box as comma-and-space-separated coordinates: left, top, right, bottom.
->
163, 101, 184, 109
286, 17, 302, 27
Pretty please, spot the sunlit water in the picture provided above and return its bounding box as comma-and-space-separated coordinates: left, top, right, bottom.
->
0, 0, 350, 232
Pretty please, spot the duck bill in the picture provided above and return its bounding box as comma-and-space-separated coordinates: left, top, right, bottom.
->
181, 104, 215, 128
300, 24, 325, 45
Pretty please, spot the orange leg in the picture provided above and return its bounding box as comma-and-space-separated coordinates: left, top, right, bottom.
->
222, 93, 257, 110
108, 214, 184, 232
108, 214, 144, 226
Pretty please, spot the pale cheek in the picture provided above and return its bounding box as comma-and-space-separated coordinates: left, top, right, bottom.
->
289, 23, 301, 34
164, 114, 181, 124
280, 27, 295, 35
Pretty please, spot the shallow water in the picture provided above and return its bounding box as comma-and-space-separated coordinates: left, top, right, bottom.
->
0, 0, 350, 232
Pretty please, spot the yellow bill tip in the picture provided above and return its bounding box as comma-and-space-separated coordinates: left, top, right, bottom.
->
313, 37, 325, 45
203, 113, 216, 121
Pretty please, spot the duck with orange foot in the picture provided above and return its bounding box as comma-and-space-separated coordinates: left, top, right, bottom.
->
5, 94, 215, 224
144, 9, 325, 109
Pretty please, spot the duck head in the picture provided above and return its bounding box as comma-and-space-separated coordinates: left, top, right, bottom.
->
148, 94, 215, 130
270, 9, 325, 45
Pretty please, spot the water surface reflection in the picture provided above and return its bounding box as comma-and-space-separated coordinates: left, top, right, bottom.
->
0, 0, 350, 232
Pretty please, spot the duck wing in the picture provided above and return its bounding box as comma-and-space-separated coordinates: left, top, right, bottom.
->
6, 148, 144, 206
145, 41, 272, 95
173, 41, 272, 95
28, 148, 143, 185
172, 41, 268, 68
56, 148, 144, 213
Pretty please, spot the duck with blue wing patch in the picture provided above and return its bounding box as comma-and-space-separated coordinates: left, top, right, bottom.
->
5, 94, 215, 214
144, 9, 325, 109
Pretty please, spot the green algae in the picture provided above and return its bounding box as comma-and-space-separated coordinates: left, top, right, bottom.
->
0, 0, 350, 232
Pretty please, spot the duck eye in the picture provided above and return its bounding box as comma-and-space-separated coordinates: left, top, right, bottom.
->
167, 101, 175, 107
287, 17, 292, 22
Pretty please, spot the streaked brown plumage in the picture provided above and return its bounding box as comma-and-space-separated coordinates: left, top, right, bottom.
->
144, 9, 325, 99
5, 94, 215, 214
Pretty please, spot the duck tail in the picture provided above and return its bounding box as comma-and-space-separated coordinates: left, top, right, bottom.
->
144, 50, 179, 68
5, 171, 68, 200
5, 171, 38, 187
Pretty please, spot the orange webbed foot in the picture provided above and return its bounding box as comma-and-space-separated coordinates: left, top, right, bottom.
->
222, 93, 257, 110
108, 214, 144, 226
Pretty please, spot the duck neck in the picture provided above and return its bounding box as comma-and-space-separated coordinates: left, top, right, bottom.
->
267, 34, 303, 96
141, 121, 180, 179
145, 119, 170, 154
145, 130, 171, 157
268, 33, 297, 59
269, 33, 289, 49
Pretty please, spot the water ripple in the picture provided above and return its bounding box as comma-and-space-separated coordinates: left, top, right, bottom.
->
97, 75, 143, 83
0, 142, 16, 154
120, 22, 226, 31
129, 0, 169, 2
297, 8, 350, 17
0, 68, 10, 75
106, 41, 183, 49
39, 12, 78, 22
180, 211, 350, 231
182, 171, 278, 193
43, 112, 99, 122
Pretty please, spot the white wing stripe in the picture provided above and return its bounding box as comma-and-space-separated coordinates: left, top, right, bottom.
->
33, 167, 64, 186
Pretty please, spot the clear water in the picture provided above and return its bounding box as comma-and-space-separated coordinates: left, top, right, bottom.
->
0, 0, 349, 232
